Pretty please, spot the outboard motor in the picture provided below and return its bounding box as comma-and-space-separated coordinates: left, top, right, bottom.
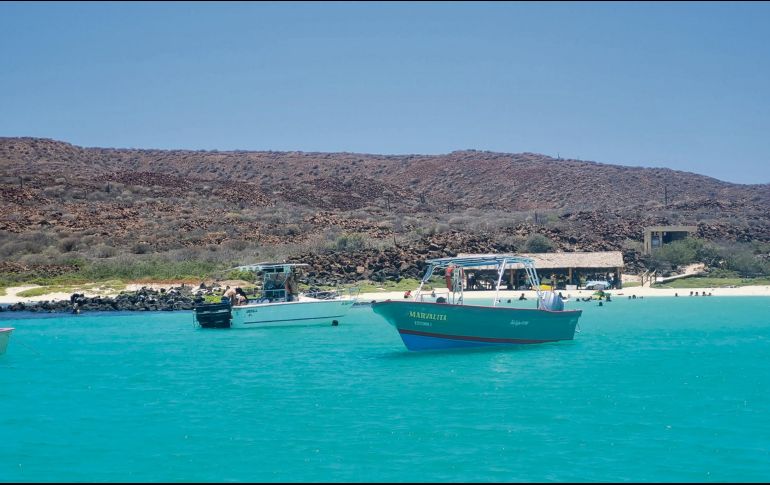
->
194, 301, 232, 328
538, 291, 565, 312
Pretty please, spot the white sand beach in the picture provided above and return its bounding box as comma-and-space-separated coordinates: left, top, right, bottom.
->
354, 285, 770, 303
0, 283, 181, 305
3, 283, 770, 306
0, 281, 253, 306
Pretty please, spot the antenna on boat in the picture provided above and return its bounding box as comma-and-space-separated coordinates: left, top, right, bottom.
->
493, 257, 507, 307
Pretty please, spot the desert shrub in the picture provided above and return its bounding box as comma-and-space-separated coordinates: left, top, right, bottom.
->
722, 248, 770, 277
706, 268, 740, 278
76, 256, 221, 281
524, 234, 554, 253
499, 234, 527, 250
750, 241, 770, 254
333, 233, 366, 252
227, 268, 258, 281
272, 224, 303, 237
18, 253, 51, 265
93, 244, 118, 258
58, 238, 79, 252
0, 232, 53, 257
651, 238, 699, 267
447, 216, 475, 228
376, 220, 394, 231
469, 218, 493, 232
131, 242, 151, 254
42, 186, 66, 198
223, 239, 249, 252
415, 221, 450, 237
487, 214, 528, 231
649, 239, 770, 277
0, 241, 26, 258
695, 240, 723, 267
79, 235, 100, 248
85, 191, 111, 202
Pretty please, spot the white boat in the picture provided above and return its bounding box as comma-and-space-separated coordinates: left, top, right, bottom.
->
194, 263, 358, 329
0, 328, 13, 355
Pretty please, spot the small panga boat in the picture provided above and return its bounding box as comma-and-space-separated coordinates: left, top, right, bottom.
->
372, 255, 582, 351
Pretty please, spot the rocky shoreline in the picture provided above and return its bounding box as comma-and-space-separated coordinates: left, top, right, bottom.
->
0, 286, 202, 313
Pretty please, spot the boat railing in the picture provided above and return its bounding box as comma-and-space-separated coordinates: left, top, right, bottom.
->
301, 286, 360, 301
345, 286, 361, 301
260, 288, 287, 302
418, 290, 451, 303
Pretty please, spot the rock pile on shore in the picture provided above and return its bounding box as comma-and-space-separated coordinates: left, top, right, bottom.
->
0, 286, 204, 313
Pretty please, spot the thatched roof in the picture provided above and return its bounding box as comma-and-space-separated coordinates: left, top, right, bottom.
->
457, 251, 625, 269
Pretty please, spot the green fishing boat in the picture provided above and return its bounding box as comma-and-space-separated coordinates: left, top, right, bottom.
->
371, 255, 582, 351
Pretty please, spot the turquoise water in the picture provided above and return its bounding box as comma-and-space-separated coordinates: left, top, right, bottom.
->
2, 297, 770, 482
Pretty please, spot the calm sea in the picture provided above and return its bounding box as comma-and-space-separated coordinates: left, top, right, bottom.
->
2, 296, 769, 482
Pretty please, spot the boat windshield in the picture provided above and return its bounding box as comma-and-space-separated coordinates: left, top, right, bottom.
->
231, 263, 309, 302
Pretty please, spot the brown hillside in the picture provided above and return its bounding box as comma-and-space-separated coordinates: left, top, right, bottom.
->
1, 137, 770, 282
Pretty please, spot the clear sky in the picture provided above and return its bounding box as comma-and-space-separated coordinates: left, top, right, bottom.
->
1, 1, 769, 184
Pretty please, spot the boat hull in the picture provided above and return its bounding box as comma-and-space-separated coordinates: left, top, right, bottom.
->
0, 328, 13, 355
229, 299, 355, 328
371, 301, 581, 351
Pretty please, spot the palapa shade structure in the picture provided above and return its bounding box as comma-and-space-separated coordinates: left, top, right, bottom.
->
456, 251, 625, 289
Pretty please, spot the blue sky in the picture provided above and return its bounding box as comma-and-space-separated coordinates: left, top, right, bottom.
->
1, 1, 769, 184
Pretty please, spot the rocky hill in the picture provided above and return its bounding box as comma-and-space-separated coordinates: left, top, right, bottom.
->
2, 137, 769, 283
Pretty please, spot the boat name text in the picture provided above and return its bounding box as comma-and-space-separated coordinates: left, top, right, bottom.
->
409, 311, 447, 321
509, 319, 528, 327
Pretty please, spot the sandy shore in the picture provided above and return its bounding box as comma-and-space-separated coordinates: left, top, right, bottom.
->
3, 283, 770, 306
0, 283, 184, 305
354, 285, 770, 302
0, 281, 253, 306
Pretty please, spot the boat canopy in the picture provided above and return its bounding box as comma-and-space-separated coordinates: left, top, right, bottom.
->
423, 255, 536, 269
232, 263, 310, 272
417, 254, 542, 306
228, 263, 310, 302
